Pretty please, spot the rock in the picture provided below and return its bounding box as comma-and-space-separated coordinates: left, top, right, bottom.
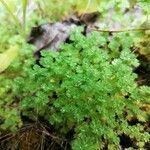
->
27, 11, 100, 57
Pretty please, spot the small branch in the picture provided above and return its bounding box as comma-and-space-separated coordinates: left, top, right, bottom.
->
91, 28, 150, 33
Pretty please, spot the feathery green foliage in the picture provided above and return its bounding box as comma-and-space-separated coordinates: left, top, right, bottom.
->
8, 28, 149, 149
0, 0, 150, 149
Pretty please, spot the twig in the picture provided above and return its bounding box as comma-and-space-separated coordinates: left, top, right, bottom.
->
91, 28, 150, 33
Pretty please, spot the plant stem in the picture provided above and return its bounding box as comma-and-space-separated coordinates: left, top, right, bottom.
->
92, 28, 150, 33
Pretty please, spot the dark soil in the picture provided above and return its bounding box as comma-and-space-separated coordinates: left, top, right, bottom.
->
135, 54, 150, 86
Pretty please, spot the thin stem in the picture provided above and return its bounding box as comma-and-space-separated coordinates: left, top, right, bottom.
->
22, 0, 28, 31
91, 28, 150, 33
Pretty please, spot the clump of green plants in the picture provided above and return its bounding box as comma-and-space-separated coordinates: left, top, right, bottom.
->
0, 0, 150, 149
10, 28, 149, 149
0, 30, 35, 131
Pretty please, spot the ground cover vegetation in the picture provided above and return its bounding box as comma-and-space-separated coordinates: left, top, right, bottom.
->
0, 0, 150, 149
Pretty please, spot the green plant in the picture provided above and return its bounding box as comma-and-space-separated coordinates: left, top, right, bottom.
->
0, 0, 22, 30
0, 38, 34, 131
10, 28, 150, 149
0, 0, 28, 37
22, 0, 28, 30
0, 0, 149, 149
0, 0, 29, 72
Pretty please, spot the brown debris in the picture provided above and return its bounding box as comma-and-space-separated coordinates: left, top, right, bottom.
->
79, 11, 100, 25
27, 11, 100, 57
0, 123, 69, 150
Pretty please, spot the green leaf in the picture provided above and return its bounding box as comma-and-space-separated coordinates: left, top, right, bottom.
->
22, 0, 28, 29
0, 45, 19, 73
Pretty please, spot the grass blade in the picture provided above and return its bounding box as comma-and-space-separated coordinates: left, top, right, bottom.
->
22, 0, 28, 30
